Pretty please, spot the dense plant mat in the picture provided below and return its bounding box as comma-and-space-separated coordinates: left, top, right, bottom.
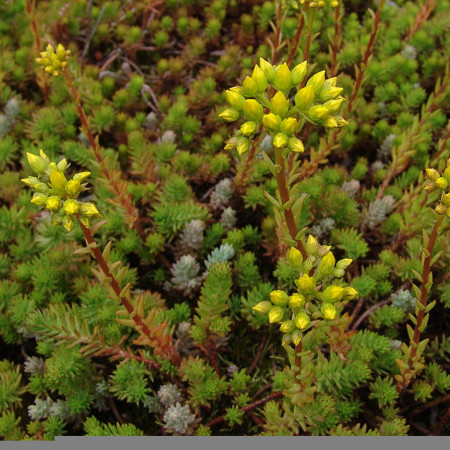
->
0, 0, 449, 439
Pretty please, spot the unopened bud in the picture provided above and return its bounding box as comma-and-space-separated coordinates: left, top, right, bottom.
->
289, 293, 305, 309
46, 196, 60, 211
270, 290, 289, 306
259, 58, 275, 83
49, 170, 67, 190
321, 285, 344, 302
323, 97, 345, 114
243, 99, 264, 121
436, 177, 448, 189
26, 152, 47, 173
273, 133, 288, 148
291, 61, 307, 85
294, 85, 315, 110
63, 199, 79, 215
242, 76, 258, 97
280, 118, 297, 134
65, 180, 81, 197
268, 306, 284, 323
435, 203, 446, 214
343, 286, 358, 300
279, 321, 295, 333
288, 247, 303, 266
262, 113, 281, 131
273, 63, 292, 91
240, 121, 258, 136
318, 251, 335, 274
308, 105, 329, 122
294, 311, 310, 330
321, 303, 337, 320
288, 137, 304, 153
219, 108, 240, 122
291, 330, 302, 346
306, 235, 319, 254
236, 137, 250, 155
253, 301, 272, 314
80, 202, 100, 217
296, 274, 316, 293
307, 70, 326, 93
425, 168, 440, 181
270, 91, 289, 117
252, 65, 268, 92
226, 90, 245, 110
31, 193, 48, 206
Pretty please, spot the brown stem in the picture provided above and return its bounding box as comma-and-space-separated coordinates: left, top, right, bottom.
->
205, 391, 283, 428
377, 73, 449, 200
272, 1, 283, 65
397, 214, 444, 392
248, 335, 267, 375
434, 406, 450, 436
301, 0, 385, 178
302, 9, 316, 64
275, 149, 307, 260
63, 71, 142, 235
287, 6, 307, 66
404, 0, 436, 43
78, 219, 180, 366
350, 298, 391, 331
329, 5, 341, 77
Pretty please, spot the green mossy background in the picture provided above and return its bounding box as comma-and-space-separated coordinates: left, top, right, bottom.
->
0, 0, 449, 439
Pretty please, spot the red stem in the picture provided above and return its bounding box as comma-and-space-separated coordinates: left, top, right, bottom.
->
78, 219, 180, 366
330, 5, 341, 77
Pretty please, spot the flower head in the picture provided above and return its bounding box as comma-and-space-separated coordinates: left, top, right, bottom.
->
36, 43, 71, 77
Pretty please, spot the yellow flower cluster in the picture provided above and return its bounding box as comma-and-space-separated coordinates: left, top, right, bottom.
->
253, 235, 357, 348
219, 59, 347, 155
21, 150, 100, 231
286, 0, 339, 10
425, 163, 450, 218
35, 43, 71, 77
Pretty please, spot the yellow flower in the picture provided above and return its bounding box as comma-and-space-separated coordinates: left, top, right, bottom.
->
321, 303, 337, 320
270, 290, 289, 306
294, 311, 310, 330
63, 199, 79, 215
253, 301, 272, 314
36, 43, 71, 77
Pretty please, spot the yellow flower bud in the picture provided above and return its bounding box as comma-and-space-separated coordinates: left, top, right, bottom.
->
26, 152, 47, 173
270, 290, 289, 306
63, 199, 79, 215
321, 303, 337, 320
31, 193, 48, 206
425, 168, 440, 181
45, 196, 60, 211
336, 258, 353, 270
323, 97, 345, 114
253, 301, 272, 314
219, 108, 240, 122
307, 70, 325, 93
436, 177, 448, 189
294, 311, 310, 330
243, 99, 263, 121
270, 91, 289, 117
242, 76, 258, 97
291, 330, 302, 346
280, 118, 297, 134
291, 61, 307, 85
442, 193, 450, 207
224, 139, 236, 151
49, 170, 67, 190
240, 121, 258, 136
65, 180, 81, 197
294, 85, 315, 110
324, 117, 338, 128
63, 216, 74, 232
273, 63, 292, 91
296, 274, 316, 293
288, 247, 303, 266
435, 204, 446, 214
21, 177, 40, 188
259, 58, 275, 82
236, 137, 250, 155
321, 285, 344, 302
252, 65, 268, 92
307, 105, 329, 122
225, 90, 245, 110
289, 293, 305, 309
318, 251, 335, 274
80, 202, 100, 217
262, 113, 281, 131
331, 1, 339, 7
268, 306, 284, 323
282, 334, 292, 347
336, 117, 348, 127
273, 133, 288, 148
319, 85, 343, 102
279, 321, 295, 333
73, 171, 91, 182
343, 286, 358, 300
288, 137, 304, 153
306, 235, 319, 254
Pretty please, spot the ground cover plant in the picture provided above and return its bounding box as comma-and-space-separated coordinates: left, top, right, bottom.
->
0, 0, 449, 439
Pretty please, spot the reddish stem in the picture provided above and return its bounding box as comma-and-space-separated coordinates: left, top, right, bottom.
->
330, 5, 341, 77
275, 149, 307, 260
78, 219, 180, 366
397, 214, 444, 392
272, 1, 283, 65
63, 71, 142, 235
287, 6, 307, 66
